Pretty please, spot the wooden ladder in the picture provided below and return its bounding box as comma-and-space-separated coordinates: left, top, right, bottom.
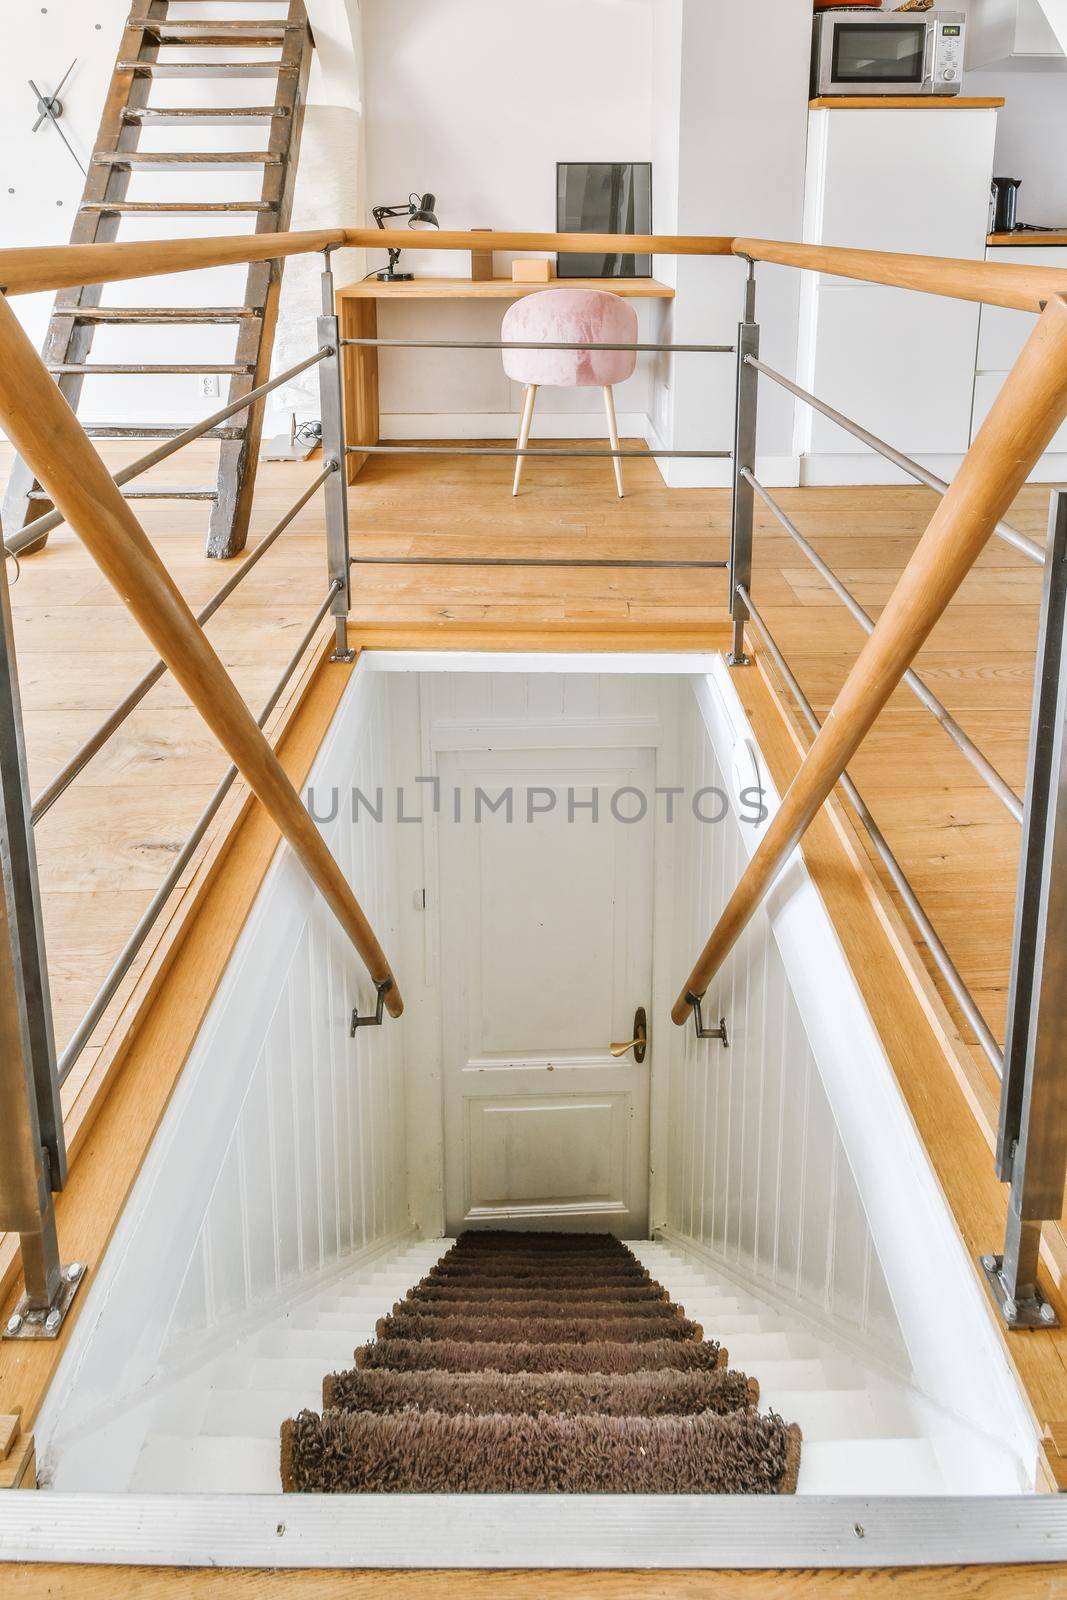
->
3, 0, 314, 559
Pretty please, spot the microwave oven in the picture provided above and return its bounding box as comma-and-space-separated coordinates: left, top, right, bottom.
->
811, 10, 966, 98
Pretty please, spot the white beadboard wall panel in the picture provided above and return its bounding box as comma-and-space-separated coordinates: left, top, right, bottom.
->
664, 678, 906, 1364
37, 667, 411, 1467
669, 660, 1038, 1482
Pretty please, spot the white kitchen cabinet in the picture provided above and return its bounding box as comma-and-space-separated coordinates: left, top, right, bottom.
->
796, 106, 998, 482
966, 0, 1064, 67
972, 243, 1067, 461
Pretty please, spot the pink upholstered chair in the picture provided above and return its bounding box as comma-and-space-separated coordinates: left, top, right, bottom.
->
502, 287, 638, 497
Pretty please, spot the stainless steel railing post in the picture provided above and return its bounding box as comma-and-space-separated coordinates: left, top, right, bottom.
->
729, 264, 759, 666
0, 546, 85, 1336
319, 250, 353, 663
982, 490, 1067, 1330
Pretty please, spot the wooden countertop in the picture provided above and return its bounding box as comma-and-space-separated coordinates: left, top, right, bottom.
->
810, 96, 1004, 110
988, 232, 1067, 248
337, 276, 675, 301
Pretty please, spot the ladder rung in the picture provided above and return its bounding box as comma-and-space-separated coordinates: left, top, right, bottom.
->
47, 363, 255, 375
92, 151, 281, 169
116, 60, 295, 78
129, 19, 300, 41
84, 424, 245, 440
30, 486, 220, 502
68, 308, 261, 325
123, 107, 283, 126
80, 200, 277, 214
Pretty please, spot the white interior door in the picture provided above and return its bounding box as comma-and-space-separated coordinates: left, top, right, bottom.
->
437, 746, 655, 1237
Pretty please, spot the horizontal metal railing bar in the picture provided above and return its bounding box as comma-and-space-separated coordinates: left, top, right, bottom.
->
738, 584, 1005, 1078
6, 348, 332, 556
30, 467, 334, 824
747, 355, 1043, 566
56, 581, 342, 1086
349, 555, 727, 570
342, 338, 736, 355
346, 445, 731, 461
743, 469, 1026, 825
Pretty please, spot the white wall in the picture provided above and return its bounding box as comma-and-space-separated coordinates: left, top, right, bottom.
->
359, 0, 660, 439
970, 66, 1067, 224
358, 0, 810, 475
662, 678, 906, 1361
958, 0, 1067, 223
0, 0, 365, 440
660, 0, 811, 488
0, 2, 811, 476
658, 659, 1040, 1487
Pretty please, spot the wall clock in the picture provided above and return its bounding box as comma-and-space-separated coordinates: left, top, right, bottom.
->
28, 60, 85, 175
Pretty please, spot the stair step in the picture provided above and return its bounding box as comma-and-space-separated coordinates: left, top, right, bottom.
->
718, 1332, 824, 1363
29, 486, 219, 502
764, 1388, 923, 1444
92, 151, 281, 169
130, 18, 300, 42
116, 60, 296, 78
667, 1297, 747, 1319
255, 1328, 373, 1361
798, 1438, 946, 1496
246, 1355, 344, 1391
84, 423, 245, 440
81, 201, 277, 215
72, 308, 259, 324
123, 106, 283, 126
47, 363, 254, 375
131, 1433, 278, 1494
701, 1312, 792, 1337
733, 1358, 868, 1392
287, 1309, 390, 1331
199, 1388, 316, 1440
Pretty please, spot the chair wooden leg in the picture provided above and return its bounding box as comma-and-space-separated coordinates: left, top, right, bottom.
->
513, 383, 538, 496
603, 386, 624, 498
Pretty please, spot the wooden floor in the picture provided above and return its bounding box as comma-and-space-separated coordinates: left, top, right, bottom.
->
1, 436, 1048, 1138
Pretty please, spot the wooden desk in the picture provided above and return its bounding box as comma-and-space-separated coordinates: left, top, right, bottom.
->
335, 276, 676, 480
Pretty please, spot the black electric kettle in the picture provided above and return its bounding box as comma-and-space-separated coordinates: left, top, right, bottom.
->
990, 176, 1022, 235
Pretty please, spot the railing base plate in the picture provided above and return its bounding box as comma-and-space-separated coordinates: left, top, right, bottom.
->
3, 1261, 86, 1340
980, 1252, 1058, 1329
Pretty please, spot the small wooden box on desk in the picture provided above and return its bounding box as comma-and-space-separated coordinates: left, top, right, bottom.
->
336, 275, 676, 481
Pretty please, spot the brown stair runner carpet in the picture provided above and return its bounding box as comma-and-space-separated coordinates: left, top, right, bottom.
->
280, 1231, 801, 1494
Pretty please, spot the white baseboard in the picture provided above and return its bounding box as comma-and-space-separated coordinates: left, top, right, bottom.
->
663, 453, 800, 490
801, 451, 1067, 487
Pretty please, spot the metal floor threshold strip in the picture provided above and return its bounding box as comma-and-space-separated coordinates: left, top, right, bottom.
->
1, 1492, 1065, 1571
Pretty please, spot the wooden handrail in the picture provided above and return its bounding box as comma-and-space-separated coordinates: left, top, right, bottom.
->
672, 292, 1067, 1025
0, 228, 347, 297
5, 226, 1067, 311
0, 227, 733, 296
343, 228, 736, 258
733, 237, 1067, 314
0, 291, 403, 1019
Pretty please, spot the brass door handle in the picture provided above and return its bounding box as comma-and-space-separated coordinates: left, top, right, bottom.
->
611, 1006, 648, 1063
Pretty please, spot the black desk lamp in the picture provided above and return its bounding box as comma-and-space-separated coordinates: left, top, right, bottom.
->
371, 192, 439, 281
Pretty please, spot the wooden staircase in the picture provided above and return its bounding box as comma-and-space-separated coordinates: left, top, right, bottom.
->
3, 0, 314, 559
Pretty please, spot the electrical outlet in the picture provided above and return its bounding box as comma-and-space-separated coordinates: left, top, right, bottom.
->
200, 374, 220, 399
